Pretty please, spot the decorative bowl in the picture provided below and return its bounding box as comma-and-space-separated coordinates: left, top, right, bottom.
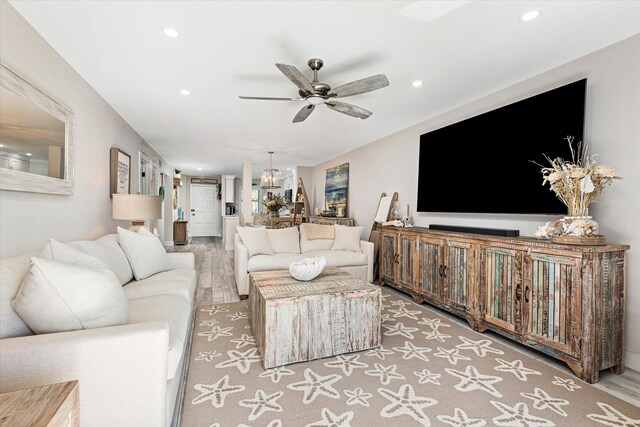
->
289, 256, 326, 281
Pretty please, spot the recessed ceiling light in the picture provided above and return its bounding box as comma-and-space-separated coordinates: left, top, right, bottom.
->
412, 80, 423, 87
197, 167, 202, 171
180, 89, 190, 96
163, 28, 179, 38
520, 9, 541, 22
25, 153, 32, 156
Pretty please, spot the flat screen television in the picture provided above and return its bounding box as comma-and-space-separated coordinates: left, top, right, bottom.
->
417, 79, 586, 215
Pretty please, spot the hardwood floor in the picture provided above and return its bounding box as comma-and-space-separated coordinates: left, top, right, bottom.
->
169, 236, 640, 407
168, 236, 239, 305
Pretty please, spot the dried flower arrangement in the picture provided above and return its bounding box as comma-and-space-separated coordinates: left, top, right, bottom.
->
539, 136, 620, 216
534, 136, 621, 241
262, 194, 286, 215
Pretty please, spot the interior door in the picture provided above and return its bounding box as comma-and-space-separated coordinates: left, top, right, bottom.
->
190, 184, 220, 237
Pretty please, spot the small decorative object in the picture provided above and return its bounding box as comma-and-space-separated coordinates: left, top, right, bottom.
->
110, 148, 131, 197
158, 173, 165, 201
537, 136, 621, 245
392, 199, 403, 220
174, 169, 181, 179
262, 194, 285, 217
403, 204, 414, 227
177, 206, 184, 221
289, 256, 326, 281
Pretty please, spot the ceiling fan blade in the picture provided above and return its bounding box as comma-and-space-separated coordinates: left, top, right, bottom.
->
325, 101, 372, 119
330, 74, 389, 98
293, 105, 315, 123
239, 96, 302, 101
275, 63, 315, 94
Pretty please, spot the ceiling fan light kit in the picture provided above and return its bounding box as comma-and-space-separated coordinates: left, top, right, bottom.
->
239, 58, 389, 123
260, 151, 281, 189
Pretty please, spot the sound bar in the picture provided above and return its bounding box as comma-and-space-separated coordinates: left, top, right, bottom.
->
429, 224, 519, 237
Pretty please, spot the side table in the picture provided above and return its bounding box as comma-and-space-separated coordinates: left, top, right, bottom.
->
0, 381, 79, 427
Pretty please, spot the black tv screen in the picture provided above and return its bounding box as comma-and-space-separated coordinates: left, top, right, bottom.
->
417, 79, 586, 215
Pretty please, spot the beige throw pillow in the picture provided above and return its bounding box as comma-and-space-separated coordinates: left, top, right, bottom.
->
236, 226, 274, 257
304, 223, 335, 240
331, 225, 363, 252
300, 223, 334, 253
117, 227, 169, 280
266, 227, 300, 254
12, 257, 128, 334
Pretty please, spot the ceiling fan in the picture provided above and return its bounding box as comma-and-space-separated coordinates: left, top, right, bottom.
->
239, 58, 389, 123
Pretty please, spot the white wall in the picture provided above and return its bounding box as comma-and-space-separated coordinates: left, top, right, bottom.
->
311, 35, 640, 371
0, 1, 164, 256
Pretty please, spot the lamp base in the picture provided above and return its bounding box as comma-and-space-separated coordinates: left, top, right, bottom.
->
129, 220, 147, 233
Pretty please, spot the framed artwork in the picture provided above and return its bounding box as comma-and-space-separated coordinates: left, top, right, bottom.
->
325, 162, 349, 215
110, 147, 131, 197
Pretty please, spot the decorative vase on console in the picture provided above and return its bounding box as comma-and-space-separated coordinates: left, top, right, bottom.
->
534, 136, 621, 244
403, 204, 414, 227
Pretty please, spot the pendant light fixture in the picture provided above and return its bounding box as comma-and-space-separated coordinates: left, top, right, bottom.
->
260, 151, 281, 189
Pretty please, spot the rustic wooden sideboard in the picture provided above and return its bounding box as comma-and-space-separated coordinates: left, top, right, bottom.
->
378, 226, 629, 383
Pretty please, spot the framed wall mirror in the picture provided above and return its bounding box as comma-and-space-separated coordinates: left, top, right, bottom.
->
0, 65, 75, 195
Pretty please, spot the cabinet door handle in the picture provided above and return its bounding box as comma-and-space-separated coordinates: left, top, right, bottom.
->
439, 265, 443, 277
515, 284, 522, 301
525, 286, 530, 303
443, 265, 448, 279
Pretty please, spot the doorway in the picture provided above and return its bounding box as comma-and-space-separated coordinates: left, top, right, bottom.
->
190, 184, 220, 237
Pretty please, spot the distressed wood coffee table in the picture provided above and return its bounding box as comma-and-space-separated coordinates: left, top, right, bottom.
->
249, 267, 381, 369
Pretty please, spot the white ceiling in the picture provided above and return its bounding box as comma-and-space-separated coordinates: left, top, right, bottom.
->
9, 1, 640, 176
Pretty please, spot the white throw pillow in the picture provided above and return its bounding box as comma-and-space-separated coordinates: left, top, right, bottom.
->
68, 234, 134, 285
117, 227, 169, 280
300, 223, 334, 253
236, 226, 274, 257
11, 257, 128, 334
40, 239, 111, 270
331, 225, 363, 252
266, 227, 300, 254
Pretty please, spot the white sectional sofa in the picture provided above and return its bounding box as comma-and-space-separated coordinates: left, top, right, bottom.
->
234, 223, 374, 296
0, 234, 196, 427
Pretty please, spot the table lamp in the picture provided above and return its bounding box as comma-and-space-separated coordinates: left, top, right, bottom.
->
112, 194, 162, 231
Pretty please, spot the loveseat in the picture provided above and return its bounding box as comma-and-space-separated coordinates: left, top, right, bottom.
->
234, 223, 374, 296
0, 233, 196, 427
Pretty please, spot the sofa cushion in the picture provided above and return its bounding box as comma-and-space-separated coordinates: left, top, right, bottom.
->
237, 226, 273, 256
68, 234, 134, 285
124, 269, 196, 304
266, 227, 300, 254
0, 253, 36, 338
331, 225, 363, 253
305, 250, 367, 267
117, 227, 169, 280
247, 253, 307, 272
128, 294, 191, 380
300, 224, 334, 253
12, 257, 128, 334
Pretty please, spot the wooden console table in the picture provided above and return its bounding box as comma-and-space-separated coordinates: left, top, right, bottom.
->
379, 226, 629, 383
0, 381, 79, 427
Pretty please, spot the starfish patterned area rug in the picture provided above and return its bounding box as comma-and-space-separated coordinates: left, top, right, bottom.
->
180, 286, 640, 427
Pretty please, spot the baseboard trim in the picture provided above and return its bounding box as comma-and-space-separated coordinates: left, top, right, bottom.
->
625, 347, 640, 372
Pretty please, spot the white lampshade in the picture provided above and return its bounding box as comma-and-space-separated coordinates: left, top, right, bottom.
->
112, 194, 162, 224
